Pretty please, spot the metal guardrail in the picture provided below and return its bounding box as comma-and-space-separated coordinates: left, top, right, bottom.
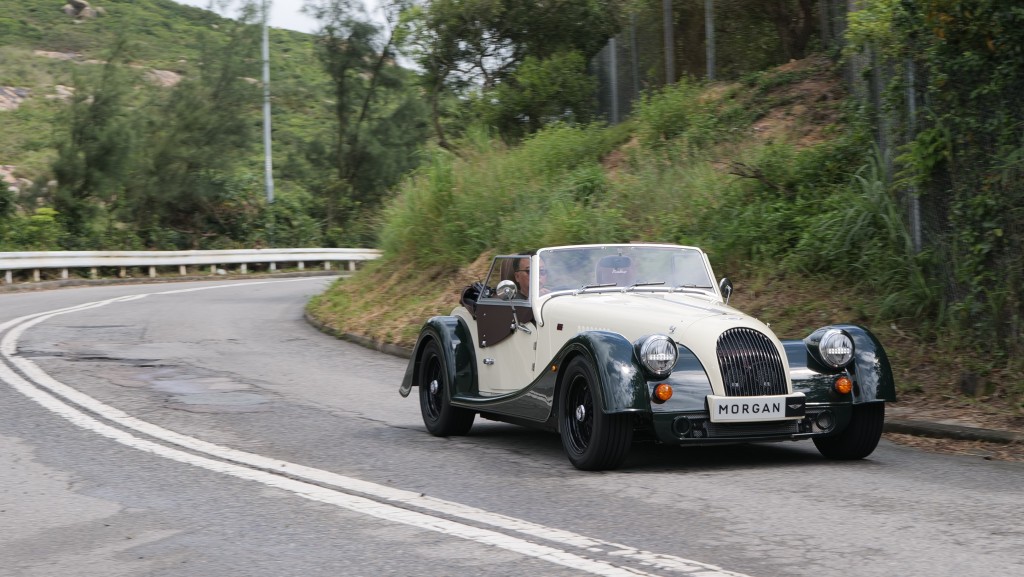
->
0, 248, 382, 284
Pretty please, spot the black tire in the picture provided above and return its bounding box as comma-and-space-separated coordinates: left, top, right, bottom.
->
558, 356, 633, 471
418, 340, 475, 436
813, 403, 885, 460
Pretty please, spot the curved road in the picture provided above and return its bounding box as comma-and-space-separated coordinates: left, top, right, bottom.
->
1, 278, 1021, 577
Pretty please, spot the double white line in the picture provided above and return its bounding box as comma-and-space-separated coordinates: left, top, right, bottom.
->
0, 281, 752, 577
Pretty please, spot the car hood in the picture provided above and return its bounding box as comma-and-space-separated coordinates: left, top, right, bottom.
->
538, 291, 790, 393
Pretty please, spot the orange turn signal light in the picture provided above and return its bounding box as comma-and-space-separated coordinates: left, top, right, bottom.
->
834, 375, 853, 395
653, 383, 673, 403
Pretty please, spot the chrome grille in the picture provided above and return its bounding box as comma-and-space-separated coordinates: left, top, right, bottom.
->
716, 328, 788, 396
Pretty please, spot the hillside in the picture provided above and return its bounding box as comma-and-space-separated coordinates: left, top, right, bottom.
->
0, 0, 330, 193
306, 54, 1024, 447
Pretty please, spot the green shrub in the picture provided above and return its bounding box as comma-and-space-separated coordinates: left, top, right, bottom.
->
1, 207, 65, 250
379, 123, 628, 270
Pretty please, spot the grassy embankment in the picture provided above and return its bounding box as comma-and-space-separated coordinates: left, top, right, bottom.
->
308, 54, 1018, 421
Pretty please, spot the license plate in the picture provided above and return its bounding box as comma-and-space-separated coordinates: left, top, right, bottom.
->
707, 394, 805, 422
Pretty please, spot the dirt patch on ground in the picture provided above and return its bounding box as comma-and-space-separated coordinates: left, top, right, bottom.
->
310, 252, 495, 348
748, 55, 846, 147
885, 433, 1024, 462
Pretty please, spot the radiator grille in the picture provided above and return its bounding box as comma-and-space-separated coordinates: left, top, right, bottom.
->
716, 328, 788, 396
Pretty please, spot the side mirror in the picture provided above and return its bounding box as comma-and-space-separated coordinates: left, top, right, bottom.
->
718, 277, 733, 304
496, 280, 518, 301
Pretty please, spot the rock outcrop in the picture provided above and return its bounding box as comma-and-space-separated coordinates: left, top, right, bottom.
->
0, 87, 30, 111
62, 0, 103, 20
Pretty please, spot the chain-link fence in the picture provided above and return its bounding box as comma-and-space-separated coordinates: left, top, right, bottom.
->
589, 0, 937, 256
591, 0, 834, 122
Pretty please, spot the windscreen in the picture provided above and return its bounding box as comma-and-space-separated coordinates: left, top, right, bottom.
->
536, 245, 713, 292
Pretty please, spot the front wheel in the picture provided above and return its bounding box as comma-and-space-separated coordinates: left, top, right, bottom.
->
418, 340, 475, 436
558, 356, 633, 470
813, 403, 885, 460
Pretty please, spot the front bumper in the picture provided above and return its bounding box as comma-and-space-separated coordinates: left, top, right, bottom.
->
647, 402, 853, 445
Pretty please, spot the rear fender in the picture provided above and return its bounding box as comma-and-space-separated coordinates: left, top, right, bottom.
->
399, 316, 477, 398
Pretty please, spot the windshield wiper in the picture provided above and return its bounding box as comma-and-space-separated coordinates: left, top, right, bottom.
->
627, 281, 666, 291
670, 284, 713, 294
579, 282, 616, 290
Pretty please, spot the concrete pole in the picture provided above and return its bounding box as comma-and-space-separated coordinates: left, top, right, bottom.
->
663, 0, 675, 85
705, 0, 715, 81
262, 0, 274, 204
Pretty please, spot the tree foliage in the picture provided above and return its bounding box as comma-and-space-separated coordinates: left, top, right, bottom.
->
848, 0, 1024, 356
125, 15, 262, 248
402, 0, 621, 142
302, 0, 430, 242
51, 39, 135, 247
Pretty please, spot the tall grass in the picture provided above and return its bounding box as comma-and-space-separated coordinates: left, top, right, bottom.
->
378, 123, 630, 271
370, 65, 926, 328
790, 150, 939, 322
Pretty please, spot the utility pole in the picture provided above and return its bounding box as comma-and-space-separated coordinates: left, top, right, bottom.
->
663, 0, 675, 85
261, 0, 274, 205
705, 0, 715, 81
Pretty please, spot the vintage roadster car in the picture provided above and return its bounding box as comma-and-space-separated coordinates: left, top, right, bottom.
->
399, 244, 895, 470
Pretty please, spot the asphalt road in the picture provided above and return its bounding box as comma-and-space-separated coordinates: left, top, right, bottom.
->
1, 278, 1022, 577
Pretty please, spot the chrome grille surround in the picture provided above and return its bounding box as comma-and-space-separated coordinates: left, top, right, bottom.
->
716, 327, 789, 396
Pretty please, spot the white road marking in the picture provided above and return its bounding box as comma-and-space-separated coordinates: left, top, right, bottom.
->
0, 280, 752, 577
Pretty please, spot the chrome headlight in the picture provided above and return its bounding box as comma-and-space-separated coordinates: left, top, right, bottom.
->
818, 328, 854, 368
637, 335, 678, 378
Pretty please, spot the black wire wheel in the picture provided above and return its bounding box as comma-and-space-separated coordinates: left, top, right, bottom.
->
558, 356, 633, 470
813, 402, 885, 460
418, 340, 475, 436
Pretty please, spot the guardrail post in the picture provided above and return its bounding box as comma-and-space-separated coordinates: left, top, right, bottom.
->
90, 268, 98, 279
210, 265, 216, 275
119, 267, 127, 278
348, 261, 356, 272
179, 265, 187, 276
298, 261, 305, 270
240, 263, 247, 274
324, 261, 331, 271
270, 262, 276, 272
33, 269, 40, 282
61, 268, 68, 279
148, 266, 156, 278
4, 271, 11, 284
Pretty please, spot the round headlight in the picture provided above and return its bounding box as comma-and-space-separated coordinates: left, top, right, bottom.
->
639, 335, 678, 377
819, 329, 854, 368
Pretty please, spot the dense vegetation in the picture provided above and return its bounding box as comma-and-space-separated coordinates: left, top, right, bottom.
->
0, 0, 431, 250
312, 56, 881, 345
2, 1, 1022, 414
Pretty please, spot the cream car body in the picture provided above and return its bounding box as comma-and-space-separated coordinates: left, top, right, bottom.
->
401, 243, 895, 470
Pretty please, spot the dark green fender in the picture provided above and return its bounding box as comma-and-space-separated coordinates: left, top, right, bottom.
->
784, 324, 896, 404
555, 331, 651, 414
399, 316, 477, 398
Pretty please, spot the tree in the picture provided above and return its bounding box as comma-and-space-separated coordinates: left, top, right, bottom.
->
304, 0, 430, 237
122, 7, 263, 249
403, 0, 621, 142
51, 38, 135, 248
477, 51, 597, 137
